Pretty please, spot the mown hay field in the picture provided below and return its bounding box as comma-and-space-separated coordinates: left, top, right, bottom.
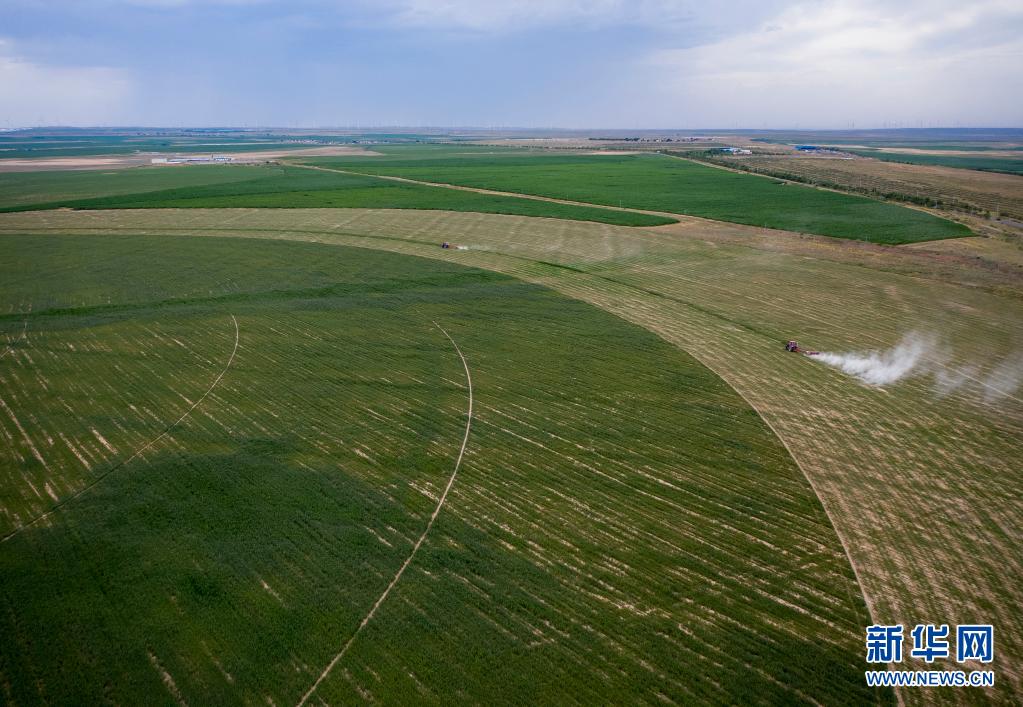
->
0, 230, 879, 703
844, 149, 1023, 175
3, 208, 1017, 705
299, 147, 970, 244
714, 155, 1023, 220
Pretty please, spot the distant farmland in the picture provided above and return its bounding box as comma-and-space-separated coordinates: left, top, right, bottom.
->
300, 147, 970, 244
844, 148, 1023, 175
0, 164, 672, 227
0, 166, 266, 209
698, 154, 1023, 220
0, 143, 972, 242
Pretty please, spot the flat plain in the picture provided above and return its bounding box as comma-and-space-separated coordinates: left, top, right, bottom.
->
1, 134, 1021, 705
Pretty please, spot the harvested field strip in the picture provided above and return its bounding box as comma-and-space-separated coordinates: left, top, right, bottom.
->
710, 155, 1023, 219
845, 149, 1023, 175
297, 321, 473, 707
0, 229, 877, 704
8, 209, 1014, 703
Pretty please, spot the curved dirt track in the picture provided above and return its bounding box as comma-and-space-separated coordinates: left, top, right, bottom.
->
1, 313, 240, 543
0, 320, 28, 360
296, 320, 474, 706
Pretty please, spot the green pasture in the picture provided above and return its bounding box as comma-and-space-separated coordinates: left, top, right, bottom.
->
301, 148, 970, 243
0, 232, 880, 704
0, 165, 671, 227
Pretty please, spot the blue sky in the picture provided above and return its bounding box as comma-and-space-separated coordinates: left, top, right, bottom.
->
2, 0, 1021, 128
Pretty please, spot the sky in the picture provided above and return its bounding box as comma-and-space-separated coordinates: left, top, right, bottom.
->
1, 0, 1021, 129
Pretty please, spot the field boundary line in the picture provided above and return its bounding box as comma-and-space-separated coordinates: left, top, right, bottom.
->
241, 227, 887, 703
670, 350, 901, 706
289, 162, 682, 222
296, 320, 473, 707
0, 313, 240, 544
291, 160, 972, 247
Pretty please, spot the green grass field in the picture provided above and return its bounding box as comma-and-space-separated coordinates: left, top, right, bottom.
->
299, 147, 970, 243
0, 164, 672, 227
0, 231, 881, 703
4, 207, 1018, 703
1, 143, 971, 242
0, 166, 267, 208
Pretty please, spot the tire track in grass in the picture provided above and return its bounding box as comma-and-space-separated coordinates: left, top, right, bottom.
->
0, 320, 28, 360
296, 321, 473, 707
289, 230, 891, 701
0, 313, 239, 544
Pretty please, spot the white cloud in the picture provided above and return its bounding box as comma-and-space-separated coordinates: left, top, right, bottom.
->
368, 0, 776, 32
0, 40, 135, 126
646, 0, 1023, 126
1, 1, 1019, 127
91, 0, 270, 5
384, 0, 636, 31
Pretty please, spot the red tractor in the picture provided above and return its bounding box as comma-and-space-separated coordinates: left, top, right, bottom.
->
785, 340, 820, 356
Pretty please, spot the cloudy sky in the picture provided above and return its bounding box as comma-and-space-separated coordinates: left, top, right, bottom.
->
2, 0, 1021, 128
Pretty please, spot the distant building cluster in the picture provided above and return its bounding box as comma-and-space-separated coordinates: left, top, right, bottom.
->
588, 136, 715, 143
792, 145, 850, 156
151, 155, 232, 164
717, 147, 753, 155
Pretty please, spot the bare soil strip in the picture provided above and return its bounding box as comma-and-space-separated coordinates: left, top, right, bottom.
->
0, 146, 379, 173
296, 321, 473, 707
0, 313, 240, 543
